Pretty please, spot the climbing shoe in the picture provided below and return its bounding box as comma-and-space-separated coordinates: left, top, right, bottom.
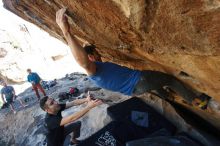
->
198, 93, 212, 110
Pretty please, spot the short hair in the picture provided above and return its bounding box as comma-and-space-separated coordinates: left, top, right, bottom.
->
40, 96, 49, 111
84, 44, 96, 55
27, 68, 31, 72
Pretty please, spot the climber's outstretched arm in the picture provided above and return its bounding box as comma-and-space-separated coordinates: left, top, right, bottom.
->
56, 8, 96, 75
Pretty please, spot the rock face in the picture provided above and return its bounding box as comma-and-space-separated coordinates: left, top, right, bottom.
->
3, 0, 220, 101
2, 0, 220, 130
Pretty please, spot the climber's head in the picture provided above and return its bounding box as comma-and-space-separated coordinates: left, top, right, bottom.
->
40, 96, 61, 114
84, 44, 102, 62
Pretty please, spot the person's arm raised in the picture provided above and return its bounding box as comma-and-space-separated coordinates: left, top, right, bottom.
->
56, 8, 96, 75
65, 93, 93, 109
65, 98, 88, 109
60, 99, 102, 126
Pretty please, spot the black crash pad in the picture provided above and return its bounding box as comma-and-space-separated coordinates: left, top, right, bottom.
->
78, 121, 151, 146
126, 135, 201, 146
107, 97, 176, 135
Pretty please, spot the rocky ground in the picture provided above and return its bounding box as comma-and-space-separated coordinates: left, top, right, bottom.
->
0, 73, 219, 146
0, 73, 129, 146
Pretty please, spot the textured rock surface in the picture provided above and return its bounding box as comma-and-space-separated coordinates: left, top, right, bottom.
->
3, 0, 220, 100
2, 0, 220, 129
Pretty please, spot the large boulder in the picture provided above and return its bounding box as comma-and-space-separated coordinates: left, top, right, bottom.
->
3, 0, 220, 100
2, 0, 220, 130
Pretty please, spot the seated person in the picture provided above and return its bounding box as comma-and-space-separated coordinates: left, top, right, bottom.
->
40, 95, 102, 146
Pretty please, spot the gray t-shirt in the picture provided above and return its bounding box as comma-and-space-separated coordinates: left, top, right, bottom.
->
1, 86, 14, 99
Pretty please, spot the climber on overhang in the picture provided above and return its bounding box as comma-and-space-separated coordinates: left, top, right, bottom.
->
55, 8, 211, 110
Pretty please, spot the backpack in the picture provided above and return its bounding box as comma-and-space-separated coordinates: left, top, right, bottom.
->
69, 87, 79, 96
58, 92, 71, 101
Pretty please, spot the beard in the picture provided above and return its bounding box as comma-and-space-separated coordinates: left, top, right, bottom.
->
53, 105, 61, 114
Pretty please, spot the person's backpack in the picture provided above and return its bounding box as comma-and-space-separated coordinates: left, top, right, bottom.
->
69, 87, 79, 97
41, 81, 49, 90
58, 92, 71, 101
48, 80, 57, 88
